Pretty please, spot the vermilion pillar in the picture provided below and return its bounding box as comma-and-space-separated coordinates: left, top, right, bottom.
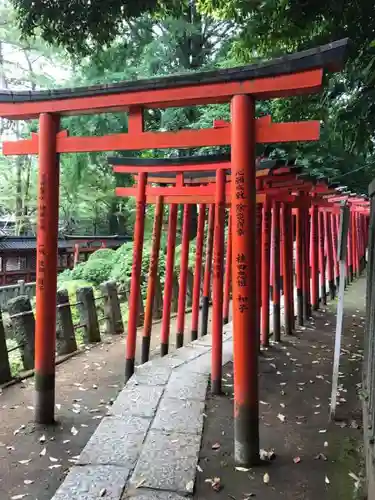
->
272, 200, 281, 341
302, 204, 311, 319
331, 213, 339, 288
212, 169, 225, 394
125, 172, 147, 382
142, 196, 164, 363
176, 204, 190, 348
281, 203, 293, 335
231, 94, 259, 466
318, 210, 326, 305
223, 210, 232, 324
287, 205, 295, 331
160, 204, 178, 356
35, 113, 60, 424
261, 198, 271, 346
324, 210, 335, 300
191, 203, 206, 340
296, 202, 304, 325
256, 202, 262, 347
311, 205, 319, 309
201, 205, 214, 336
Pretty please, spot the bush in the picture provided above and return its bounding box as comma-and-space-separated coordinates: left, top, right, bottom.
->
88, 248, 116, 262
80, 258, 113, 285
70, 262, 87, 281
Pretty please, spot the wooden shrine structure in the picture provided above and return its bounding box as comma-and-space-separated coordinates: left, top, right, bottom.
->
0, 38, 365, 467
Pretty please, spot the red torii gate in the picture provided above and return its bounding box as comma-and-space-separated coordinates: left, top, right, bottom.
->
0, 38, 349, 466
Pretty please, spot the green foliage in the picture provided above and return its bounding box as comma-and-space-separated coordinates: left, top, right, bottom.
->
88, 248, 116, 262
11, 0, 162, 55
79, 259, 114, 285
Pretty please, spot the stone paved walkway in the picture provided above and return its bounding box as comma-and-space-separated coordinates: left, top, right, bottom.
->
51, 326, 233, 500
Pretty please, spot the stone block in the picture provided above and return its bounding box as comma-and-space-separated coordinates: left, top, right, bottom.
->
167, 345, 210, 363
78, 416, 150, 467
122, 489, 186, 499
131, 430, 200, 495
131, 365, 171, 386
152, 397, 205, 434
51, 465, 129, 500
165, 370, 208, 401
110, 385, 164, 418
176, 352, 211, 375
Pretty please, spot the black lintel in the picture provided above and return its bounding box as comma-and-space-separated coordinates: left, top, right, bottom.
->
0, 39, 349, 103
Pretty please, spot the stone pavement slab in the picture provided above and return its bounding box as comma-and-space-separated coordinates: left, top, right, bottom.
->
109, 384, 164, 418
130, 430, 201, 494
165, 370, 208, 401
122, 489, 186, 499
51, 465, 130, 500
151, 397, 205, 434
78, 415, 151, 467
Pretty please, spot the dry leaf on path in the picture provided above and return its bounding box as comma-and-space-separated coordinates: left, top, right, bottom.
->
293, 457, 301, 464
325, 476, 330, 485
277, 413, 286, 423
235, 466, 251, 472
263, 472, 270, 484
212, 442, 221, 450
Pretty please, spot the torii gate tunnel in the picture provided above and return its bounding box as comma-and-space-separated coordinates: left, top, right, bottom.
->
1, 38, 366, 466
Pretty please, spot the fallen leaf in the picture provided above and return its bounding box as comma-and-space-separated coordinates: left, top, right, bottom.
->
315, 453, 328, 461
263, 472, 270, 484
349, 472, 360, 481
24, 479, 34, 485
293, 456, 301, 464
235, 466, 251, 472
18, 459, 31, 465
55, 404, 61, 410
319, 429, 327, 433
48, 465, 62, 469
39, 435, 46, 444
49, 456, 58, 462
40, 447, 46, 457
324, 441, 329, 448
99, 488, 107, 497
212, 442, 221, 450
260, 449, 276, 461
277, 413, 286, 423
197, 464, 203, 472
11, 495, 28, 500
325, 476, 330, 485
71, 426, 78, 436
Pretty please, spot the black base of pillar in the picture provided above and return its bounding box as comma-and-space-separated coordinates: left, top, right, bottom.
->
273, 303, 281, 342
201, 296, 209, 336
328, 280, 336, 300
35, 372, 55, 425
191, 329, 198, 341
336, 276, 340, 289
297, 289, 303, 326
160, 342, 168, 357
321, 285, 327, 305
234, 405, 260, 466
176, 332, 184, 349
211, 379, 222, 395
349, 265, 353, 282
125, 357, 135, 383
223, 317, 229, 325
141, 336, 150, 364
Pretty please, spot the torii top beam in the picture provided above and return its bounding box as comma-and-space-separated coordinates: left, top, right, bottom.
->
0, 39, 348, 120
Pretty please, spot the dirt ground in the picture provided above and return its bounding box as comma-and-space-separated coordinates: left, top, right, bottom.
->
0, 308, 211, 500
194, 277, 366, 500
